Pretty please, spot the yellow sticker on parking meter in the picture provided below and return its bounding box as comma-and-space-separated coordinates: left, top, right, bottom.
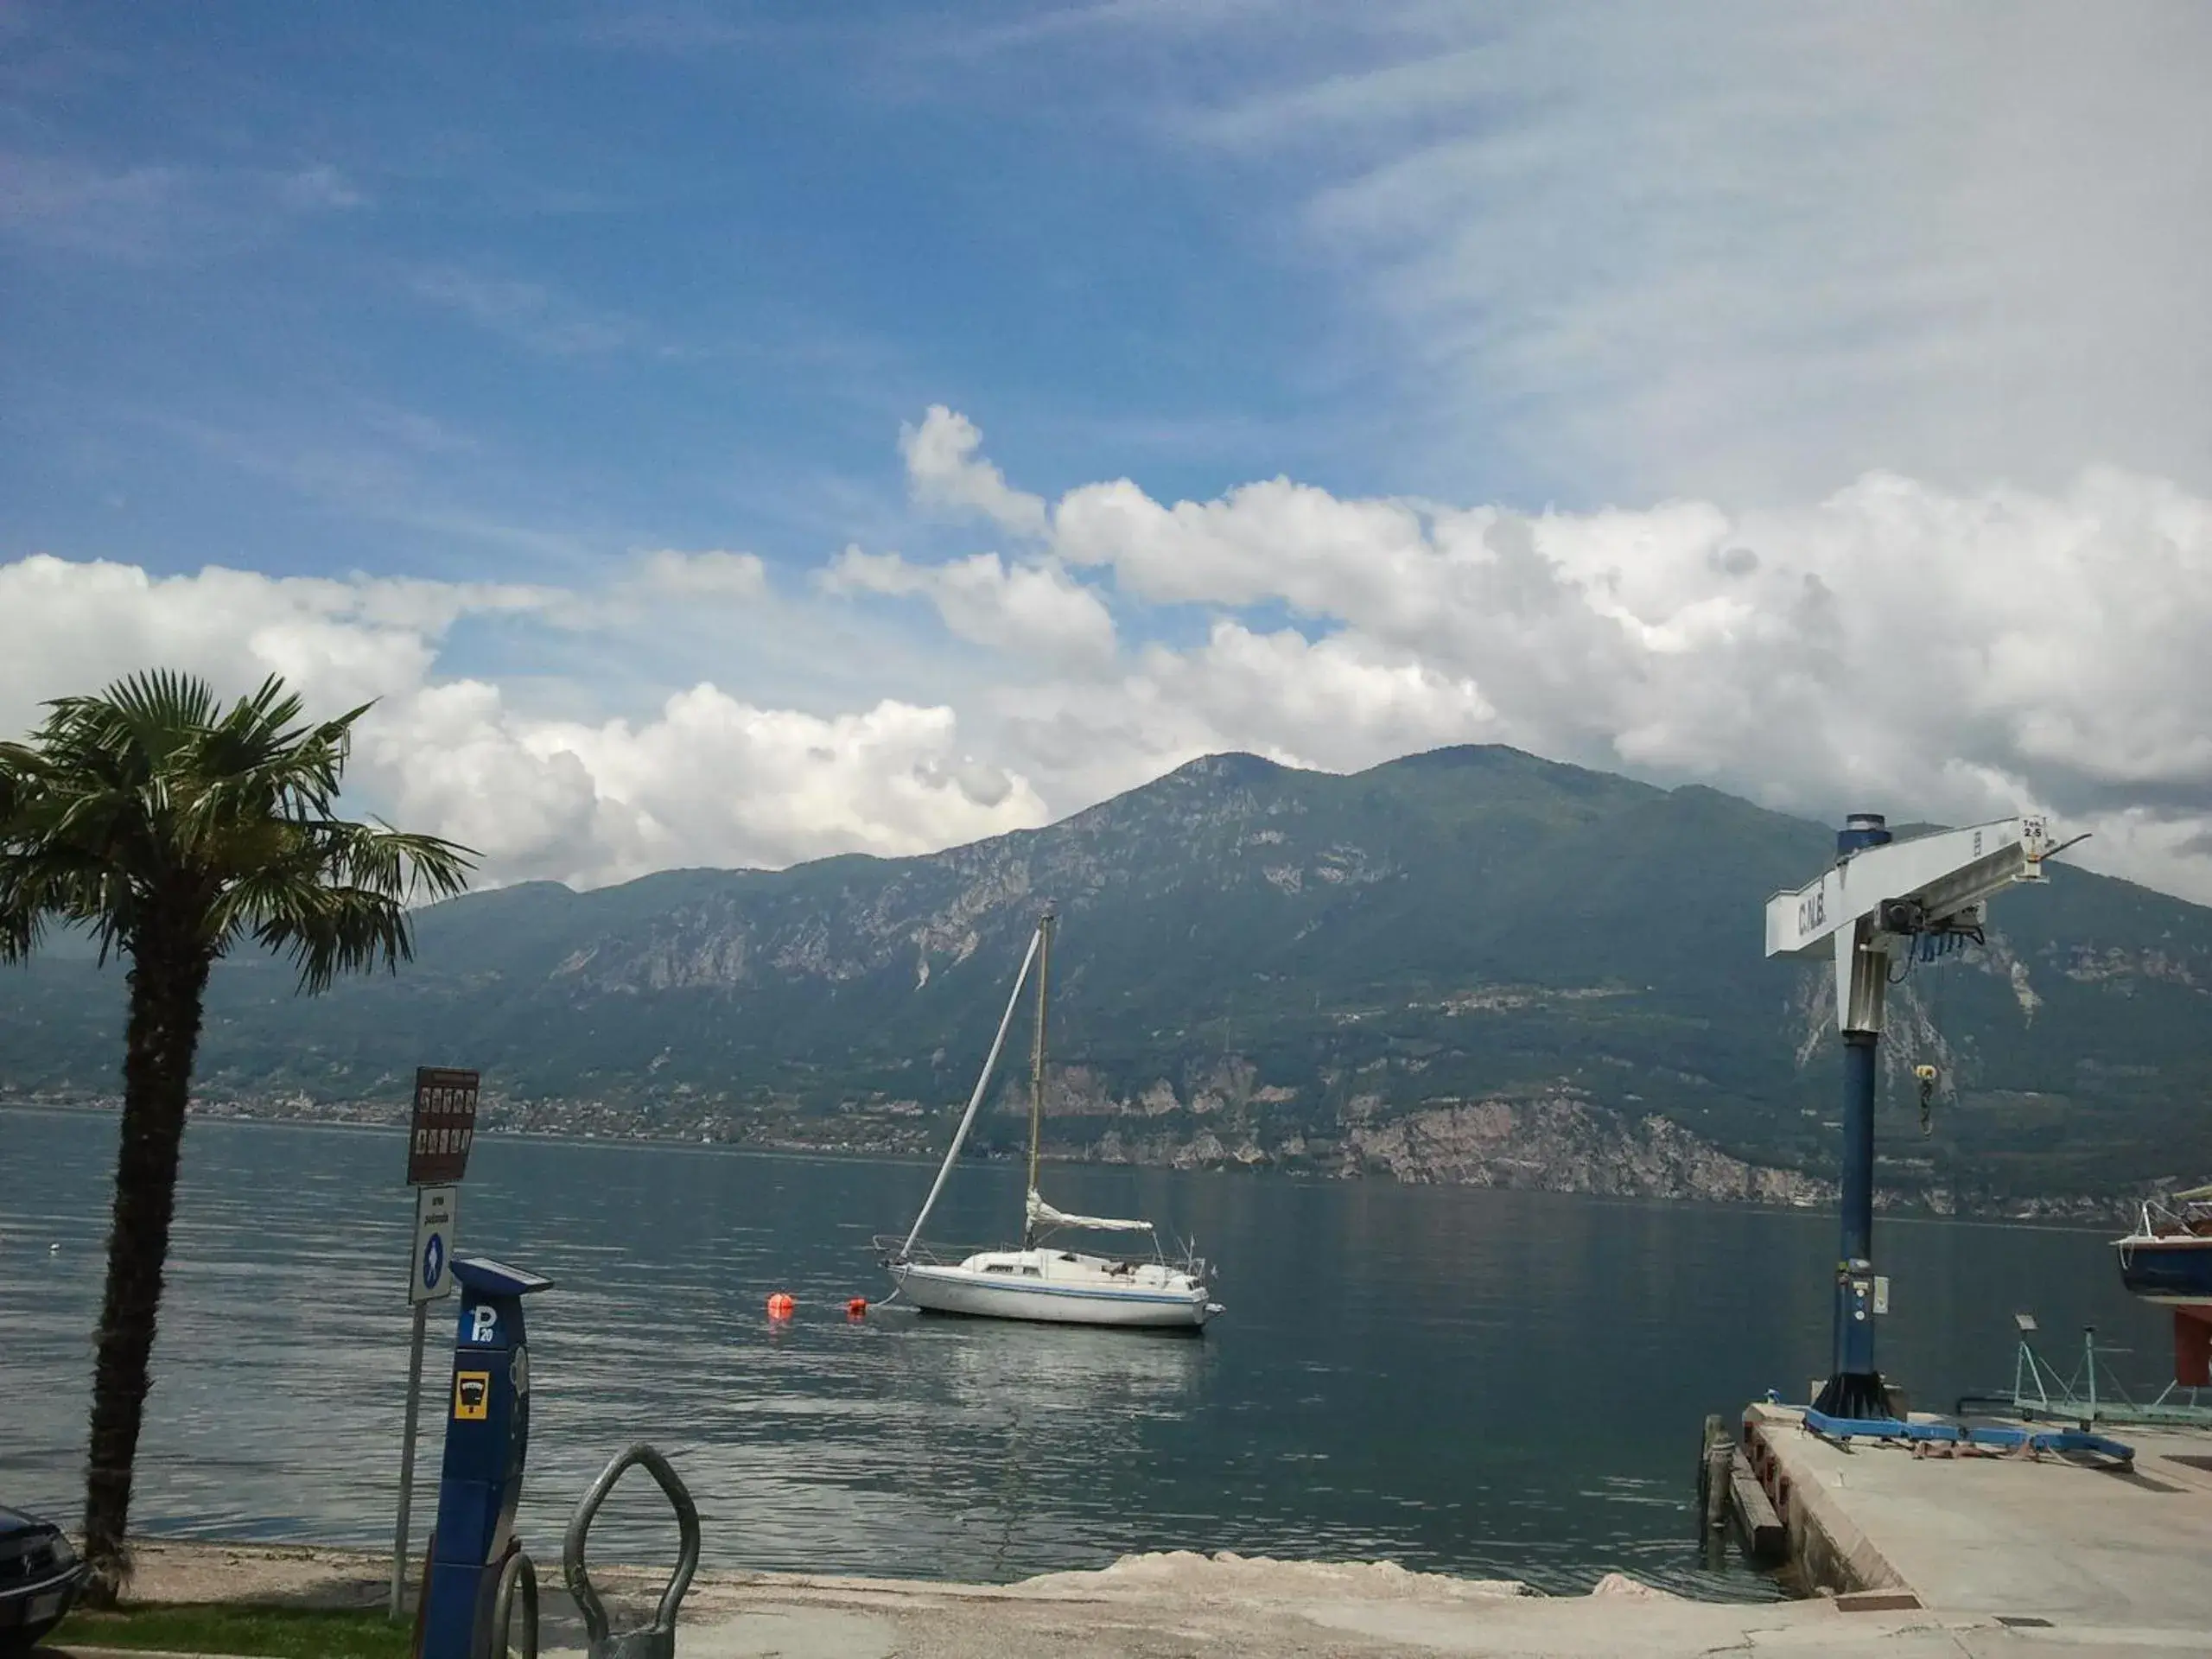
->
454, 1370, 491, 1421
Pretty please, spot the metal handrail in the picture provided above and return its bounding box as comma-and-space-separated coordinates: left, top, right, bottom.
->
562, 1443, 700, 1659
880, 1232, 1207, 1278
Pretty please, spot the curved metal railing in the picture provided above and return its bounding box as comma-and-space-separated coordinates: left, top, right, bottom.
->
490, 1548, 538, 1659
562, 1443, 700, 1659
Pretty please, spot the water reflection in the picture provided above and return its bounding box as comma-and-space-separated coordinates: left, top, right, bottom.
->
0, 1109, 2158, 1596
930, 1319, 1211, 1410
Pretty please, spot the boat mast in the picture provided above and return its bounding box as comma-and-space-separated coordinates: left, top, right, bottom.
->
1023, 909, 1053, 1246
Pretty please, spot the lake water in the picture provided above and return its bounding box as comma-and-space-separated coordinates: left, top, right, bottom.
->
0, 1109, 2153, 1597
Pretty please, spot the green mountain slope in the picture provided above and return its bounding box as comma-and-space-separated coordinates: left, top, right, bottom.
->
5, 746, 2209, 1199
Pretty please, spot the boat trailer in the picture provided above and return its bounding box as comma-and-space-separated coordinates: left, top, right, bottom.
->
1957, 1314, 2212, 1431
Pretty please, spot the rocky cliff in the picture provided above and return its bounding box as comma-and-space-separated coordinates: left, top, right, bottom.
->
5, 744, 2210, 1206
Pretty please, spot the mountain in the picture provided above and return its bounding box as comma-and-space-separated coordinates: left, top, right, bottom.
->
6, 746, 2211, 1205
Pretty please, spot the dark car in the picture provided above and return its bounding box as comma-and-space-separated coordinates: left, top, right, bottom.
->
0, 1508, 87, 1656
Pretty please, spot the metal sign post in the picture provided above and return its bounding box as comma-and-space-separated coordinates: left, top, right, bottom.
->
390, 1069, 480, 1622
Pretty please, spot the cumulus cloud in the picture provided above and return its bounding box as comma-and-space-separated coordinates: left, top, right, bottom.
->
1055, 475, 1433, 616
899, 404, 1051, 537
821, 547, 1116, 669
0, 555, 550, 728
0, 553, 1045, 890
1036, 453, 2212, 900
1116, 446, 2199, 872
10, 406, 2212, 906
367, 680, 1044, 884
1137, 623, 1496, 772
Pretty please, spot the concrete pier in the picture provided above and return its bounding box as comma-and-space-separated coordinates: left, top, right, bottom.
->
1743, 1400, 2212, 1637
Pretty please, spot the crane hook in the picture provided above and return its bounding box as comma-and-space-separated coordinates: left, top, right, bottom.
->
1914, 1064, 1938, 1137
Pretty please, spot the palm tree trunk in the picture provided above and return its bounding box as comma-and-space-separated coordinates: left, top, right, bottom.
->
80, 921, 212, 1605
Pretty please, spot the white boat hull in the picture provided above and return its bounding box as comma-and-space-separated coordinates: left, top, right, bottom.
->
891, 1258, 1218, 1329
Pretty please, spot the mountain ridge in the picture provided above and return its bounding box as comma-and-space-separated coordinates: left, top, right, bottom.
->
4, 743, 2209, 1205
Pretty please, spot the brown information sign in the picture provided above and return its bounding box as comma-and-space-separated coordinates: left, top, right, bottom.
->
407, 1066, 480, 1185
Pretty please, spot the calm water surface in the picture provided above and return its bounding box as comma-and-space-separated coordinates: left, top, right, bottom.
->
0, 1109, 2152, 1596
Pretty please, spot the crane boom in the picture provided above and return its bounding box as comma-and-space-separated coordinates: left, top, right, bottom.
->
1765, 815, 2051, 959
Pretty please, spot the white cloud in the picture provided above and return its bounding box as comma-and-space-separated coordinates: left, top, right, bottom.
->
275, 165, 365, 211
0, 154, 365, 262
979, 620, 1497, 812
360, 680, 616, 877
899, 404, 1051, 537
1054, 475, 1432, 619
0, 556, 548, 726
632, 548, 769, 601
369, 680, 1043, 885
822, 547, 1116, 669
1138, 622, 1496, 772
406, 268, 639, 356
11, 406, 2212, 909
0, 553, 1046, 890
1036, 456, 2212, 901
1178, 3, 2212, 503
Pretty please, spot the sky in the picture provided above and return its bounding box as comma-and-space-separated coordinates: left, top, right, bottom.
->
6, 2, 2212, 902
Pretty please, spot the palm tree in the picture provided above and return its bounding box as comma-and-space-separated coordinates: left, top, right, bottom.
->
0, 671, 473, 1604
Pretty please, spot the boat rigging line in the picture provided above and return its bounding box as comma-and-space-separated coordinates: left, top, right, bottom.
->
898, 924, 1042, 1261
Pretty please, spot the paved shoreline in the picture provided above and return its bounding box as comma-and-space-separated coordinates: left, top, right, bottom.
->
41, 1536, 2207, 1656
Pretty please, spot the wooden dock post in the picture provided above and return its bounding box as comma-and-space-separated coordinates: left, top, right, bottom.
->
1699, 1410, 1787, 1566
1700, 1413, 1732, 1531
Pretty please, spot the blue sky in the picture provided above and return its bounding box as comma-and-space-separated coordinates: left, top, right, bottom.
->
5, 3, 1377, 588
8, 3, 2212, 901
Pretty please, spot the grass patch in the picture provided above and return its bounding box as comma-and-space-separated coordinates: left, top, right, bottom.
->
47, 1601, 411, 1659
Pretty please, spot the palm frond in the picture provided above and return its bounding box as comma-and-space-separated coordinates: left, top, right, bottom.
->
2, 669, 475, 988
99, 669, 221, 766
253, 888, 415, 994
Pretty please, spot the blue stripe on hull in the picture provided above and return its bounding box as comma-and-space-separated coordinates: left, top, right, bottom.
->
2117, 1242, 2212, 1304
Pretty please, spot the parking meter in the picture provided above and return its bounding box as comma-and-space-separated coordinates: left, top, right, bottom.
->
420, 1255, 552, 1659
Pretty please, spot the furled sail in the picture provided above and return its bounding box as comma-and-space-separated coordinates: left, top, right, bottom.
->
1026, 1188, 1154, 1235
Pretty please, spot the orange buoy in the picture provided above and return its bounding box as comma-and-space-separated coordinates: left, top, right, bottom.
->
846, 1297, 868, 1318
766, 1292, 796, 1319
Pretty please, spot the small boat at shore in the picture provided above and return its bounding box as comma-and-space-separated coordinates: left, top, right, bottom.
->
879, 912, 1222, 1331
2113, 1185, 2212, 1384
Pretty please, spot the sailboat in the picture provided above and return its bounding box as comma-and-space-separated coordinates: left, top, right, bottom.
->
880, 912, 1223, 1330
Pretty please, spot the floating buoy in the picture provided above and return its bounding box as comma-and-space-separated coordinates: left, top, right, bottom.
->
846, 1297, 868, 1319
766, 1292, 796, 1319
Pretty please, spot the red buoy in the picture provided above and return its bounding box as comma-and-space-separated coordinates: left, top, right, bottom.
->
846, 1297, 868, 1319
766, 1292, 796, 1319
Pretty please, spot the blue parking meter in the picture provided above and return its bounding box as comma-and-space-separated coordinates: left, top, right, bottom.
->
420, 1256, 552, 1659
